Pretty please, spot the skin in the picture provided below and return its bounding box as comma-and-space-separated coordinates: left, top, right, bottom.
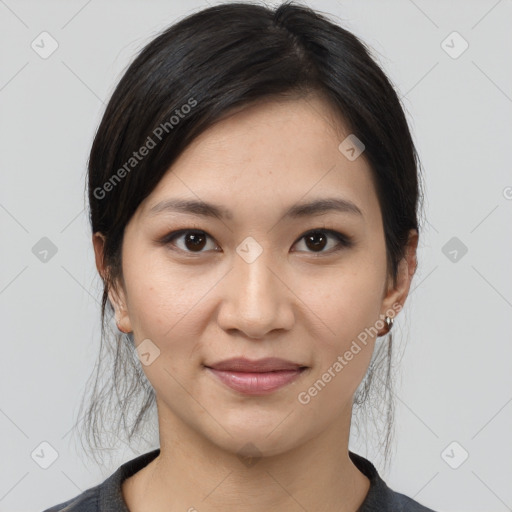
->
93, 93, 418, 512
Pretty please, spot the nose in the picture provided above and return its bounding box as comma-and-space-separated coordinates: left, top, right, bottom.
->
216, 247, 294, 339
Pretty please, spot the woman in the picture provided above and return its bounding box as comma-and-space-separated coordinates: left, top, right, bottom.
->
44, 1, 436, 510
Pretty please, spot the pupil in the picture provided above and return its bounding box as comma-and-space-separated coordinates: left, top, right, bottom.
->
306, 232, 326, 251
182, 231, 328, 252
186, 232, 206, 251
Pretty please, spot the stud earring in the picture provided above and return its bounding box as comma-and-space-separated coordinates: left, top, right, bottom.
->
381, 315, 394, 335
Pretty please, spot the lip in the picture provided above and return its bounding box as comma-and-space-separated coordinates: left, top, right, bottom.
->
204, 358, 308, 395
206, 357, 305, 372
206, 367, 307, 395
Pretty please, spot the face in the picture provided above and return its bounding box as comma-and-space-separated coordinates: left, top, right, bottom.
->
94, 94, 417, 458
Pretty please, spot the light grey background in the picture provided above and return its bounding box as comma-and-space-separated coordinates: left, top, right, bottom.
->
1, 1, 511, 511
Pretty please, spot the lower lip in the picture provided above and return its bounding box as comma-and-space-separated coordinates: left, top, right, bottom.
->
206, 367, 306, 395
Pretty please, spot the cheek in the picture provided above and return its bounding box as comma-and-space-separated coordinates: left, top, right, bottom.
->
122, 249, 207, 342
296, 276, 381, 408
295, 267, 385, 402
300, 264, 384, 347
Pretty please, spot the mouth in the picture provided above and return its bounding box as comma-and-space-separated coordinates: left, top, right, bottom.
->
204, 357, 309, 395
205, 356, 307, 372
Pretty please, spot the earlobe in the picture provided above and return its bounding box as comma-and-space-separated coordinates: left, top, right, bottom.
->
109, 284, 133, 334
114, 307, 132, 334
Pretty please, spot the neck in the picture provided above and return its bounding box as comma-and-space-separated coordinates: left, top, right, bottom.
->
122, 402, 370, 512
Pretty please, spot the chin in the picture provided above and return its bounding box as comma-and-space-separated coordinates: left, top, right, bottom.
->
203, 420, 307, 460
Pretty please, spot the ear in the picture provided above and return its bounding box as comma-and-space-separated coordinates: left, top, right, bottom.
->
92, 232, 132, 333
380, 229, 419, 321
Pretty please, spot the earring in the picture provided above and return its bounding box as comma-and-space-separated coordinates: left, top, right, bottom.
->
381, 315, 394, 335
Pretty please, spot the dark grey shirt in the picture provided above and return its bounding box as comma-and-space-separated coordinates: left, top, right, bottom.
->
42, 449, 437, 511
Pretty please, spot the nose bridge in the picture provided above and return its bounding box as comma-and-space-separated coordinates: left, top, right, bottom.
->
221, 239, 289, 336
235, 241, 277, 309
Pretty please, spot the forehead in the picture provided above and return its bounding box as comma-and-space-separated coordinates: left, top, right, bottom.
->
139, 95, 380, 227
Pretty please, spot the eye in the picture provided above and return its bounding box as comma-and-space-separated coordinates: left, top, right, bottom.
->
160, 228, 353, 255
292, 229, 353, 254
162, 229, 219, 254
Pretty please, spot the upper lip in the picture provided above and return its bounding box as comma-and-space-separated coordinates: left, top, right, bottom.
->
205, 357, 306, 372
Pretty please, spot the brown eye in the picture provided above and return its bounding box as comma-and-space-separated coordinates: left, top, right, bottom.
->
304, 231, 328, 251
161, 228, 352, 256
164, 230, 218, 253
182, 231, 207, 251
293, 229, 352, 254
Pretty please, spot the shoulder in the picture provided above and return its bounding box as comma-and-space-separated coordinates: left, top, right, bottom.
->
385, 488, 438, 512
41, 486, 100, 511
349, 451, 438, 512
41, 448, 160, 512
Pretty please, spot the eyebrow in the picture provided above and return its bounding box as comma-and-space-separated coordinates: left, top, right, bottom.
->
147, 197, 363, 220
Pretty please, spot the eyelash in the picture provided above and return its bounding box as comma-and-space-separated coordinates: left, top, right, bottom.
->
160, 227, 353, 256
